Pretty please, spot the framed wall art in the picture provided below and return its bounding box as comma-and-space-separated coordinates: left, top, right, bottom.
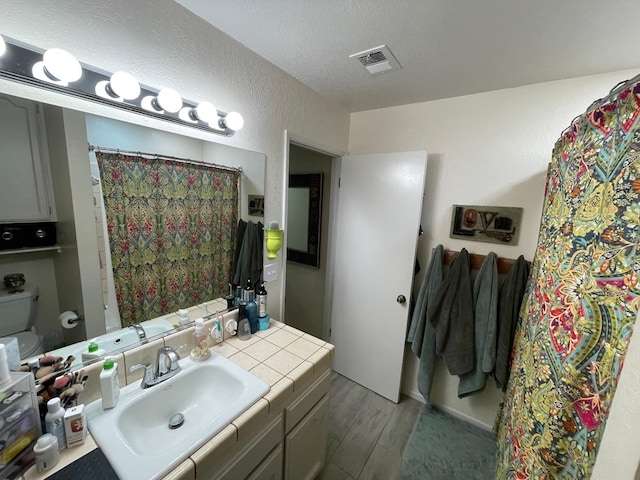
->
450, 204, 523, 245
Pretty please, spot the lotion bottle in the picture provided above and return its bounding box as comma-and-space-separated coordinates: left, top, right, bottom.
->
45, 398, 66, 451
81, 342, 105, 363
100, 358, 120, 410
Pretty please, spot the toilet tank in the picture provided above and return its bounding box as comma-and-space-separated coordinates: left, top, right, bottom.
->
0, 284, 39, 336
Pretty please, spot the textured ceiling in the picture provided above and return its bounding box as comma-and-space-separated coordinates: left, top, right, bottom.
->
175, 0, 640, 112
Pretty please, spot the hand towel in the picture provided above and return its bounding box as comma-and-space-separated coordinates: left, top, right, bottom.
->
428, 248, 474, 376
406, 244, 444, 404
458, 252, 499, 398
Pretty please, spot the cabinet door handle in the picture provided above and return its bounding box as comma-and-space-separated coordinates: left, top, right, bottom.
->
396, 295, 406, 304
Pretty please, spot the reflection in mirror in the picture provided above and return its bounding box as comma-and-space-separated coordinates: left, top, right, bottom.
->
287, 173, 323, 268
0, 92, 266, 370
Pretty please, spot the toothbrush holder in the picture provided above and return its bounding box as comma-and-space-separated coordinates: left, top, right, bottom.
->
265, 229, 284, 259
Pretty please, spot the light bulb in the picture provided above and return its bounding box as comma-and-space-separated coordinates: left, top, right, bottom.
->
0, 36, 6, 57
193, 101, 217, 123
155, 88, 182, 113
42, 48, 82, 83
109, 71, 140, 100
224, 112, 244, 131
178, 107, 198, 124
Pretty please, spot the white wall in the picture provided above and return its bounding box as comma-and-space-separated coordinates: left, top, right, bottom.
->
349, 68, 640, 478
0, 0, 351, 321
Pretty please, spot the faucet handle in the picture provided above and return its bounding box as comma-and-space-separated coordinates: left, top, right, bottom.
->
129, 363, 154, 388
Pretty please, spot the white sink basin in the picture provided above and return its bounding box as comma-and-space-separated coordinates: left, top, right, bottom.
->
86, 351, 270, 480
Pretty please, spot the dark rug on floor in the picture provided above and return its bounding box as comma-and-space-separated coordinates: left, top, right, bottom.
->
399, 405, 496, 480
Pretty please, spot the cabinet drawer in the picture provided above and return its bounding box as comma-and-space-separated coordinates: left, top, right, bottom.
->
246, 445, 283, 480
285, 369, 330, 433
284, 394, 329, 480
206, 414, 283, 480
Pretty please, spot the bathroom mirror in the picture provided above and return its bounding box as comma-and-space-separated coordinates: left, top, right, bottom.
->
286, 173, 323, 267
0, 87, 266, 370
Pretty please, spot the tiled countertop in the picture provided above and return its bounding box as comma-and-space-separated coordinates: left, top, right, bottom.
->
21, 319, 334, 480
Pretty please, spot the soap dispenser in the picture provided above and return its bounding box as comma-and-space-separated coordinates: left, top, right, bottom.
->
190, 318, 211, 361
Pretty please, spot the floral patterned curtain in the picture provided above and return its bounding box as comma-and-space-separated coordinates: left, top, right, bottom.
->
495, 80, 640, 479
96, 152, 239, 326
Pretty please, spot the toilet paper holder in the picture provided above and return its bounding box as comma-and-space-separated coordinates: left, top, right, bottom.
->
59, 311, 84, 329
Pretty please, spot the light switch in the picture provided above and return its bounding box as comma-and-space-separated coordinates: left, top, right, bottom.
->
264, 263, 278, 282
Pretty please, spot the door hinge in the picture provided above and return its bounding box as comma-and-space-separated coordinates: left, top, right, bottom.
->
338, 178, 340, 188
329, 328, 332, 337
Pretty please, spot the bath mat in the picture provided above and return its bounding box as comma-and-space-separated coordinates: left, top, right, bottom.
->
399, 405, 496, 480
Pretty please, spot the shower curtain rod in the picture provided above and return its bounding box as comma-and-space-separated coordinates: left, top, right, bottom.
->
88, 144, 243, 174
557, 71, 640, 142
586, 70, 640, 113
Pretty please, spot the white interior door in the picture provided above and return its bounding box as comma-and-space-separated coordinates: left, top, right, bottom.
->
330, 151, 426, 402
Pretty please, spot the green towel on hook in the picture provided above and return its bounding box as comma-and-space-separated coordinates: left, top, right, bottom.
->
406, 244, 443, 404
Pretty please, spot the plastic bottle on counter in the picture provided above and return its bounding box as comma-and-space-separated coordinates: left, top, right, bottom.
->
81, 342, 106, 363
45, 398, 66, 452
245, 280, 259, 334
256, 282, 268, 318
178, 309, 190, 327
100, 358, 120, 410
33, 433, 60, 472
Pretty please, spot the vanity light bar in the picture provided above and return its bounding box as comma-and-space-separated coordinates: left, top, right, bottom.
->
0, 35, 243, 136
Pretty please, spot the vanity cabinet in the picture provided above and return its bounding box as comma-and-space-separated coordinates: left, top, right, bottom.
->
283, 370, 331, 480
0, 95, 56, 223
188, 368, 331, 480
246, 445, 283, 480
284, 395, 328, 480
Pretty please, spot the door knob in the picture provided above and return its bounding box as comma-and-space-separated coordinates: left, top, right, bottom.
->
396, 295, 406, 304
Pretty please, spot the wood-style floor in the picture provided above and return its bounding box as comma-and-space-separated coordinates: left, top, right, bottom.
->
317, 372, 423, 480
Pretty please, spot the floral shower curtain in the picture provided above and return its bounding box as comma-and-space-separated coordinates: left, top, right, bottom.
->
496, 80, 640, 478
96, 152, 239, 326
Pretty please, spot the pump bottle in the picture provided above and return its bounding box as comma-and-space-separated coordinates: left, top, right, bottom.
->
190, 318, 211, 361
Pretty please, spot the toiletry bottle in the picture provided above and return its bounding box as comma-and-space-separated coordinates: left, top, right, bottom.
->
234, 285, 243, 307
190, 318, 211, 361
245, 280, 259, 334
34, 433, 60, 472
178, 309, 190, 327
45, 397, 66, 451
256, 282, 268, 318
81, 342, 105, 363
100, 358, 120, 410
236, 303, 251, 341
0, 344, 11, 384
225, 284, 235, 310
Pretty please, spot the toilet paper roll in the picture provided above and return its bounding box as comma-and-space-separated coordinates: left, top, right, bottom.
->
59, 311, 79, 329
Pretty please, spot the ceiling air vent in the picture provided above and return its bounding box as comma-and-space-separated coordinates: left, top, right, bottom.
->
349, 45, 402, 76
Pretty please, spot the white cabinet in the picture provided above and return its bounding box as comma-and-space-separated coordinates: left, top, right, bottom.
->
246, 445, 283, 480
284, 395, 329, 480
0, 95, 56, 222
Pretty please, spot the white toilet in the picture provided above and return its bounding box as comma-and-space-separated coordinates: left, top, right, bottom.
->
0, 284, 44, 360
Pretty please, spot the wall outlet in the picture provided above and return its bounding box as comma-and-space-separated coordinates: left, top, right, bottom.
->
264, 263, 278, 282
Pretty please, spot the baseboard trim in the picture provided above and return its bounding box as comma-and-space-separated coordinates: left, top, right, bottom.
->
403, 388, 493, 432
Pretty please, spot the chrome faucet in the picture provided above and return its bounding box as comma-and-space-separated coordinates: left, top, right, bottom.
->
129, 323, 147, 341
129, 345, 185, 389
